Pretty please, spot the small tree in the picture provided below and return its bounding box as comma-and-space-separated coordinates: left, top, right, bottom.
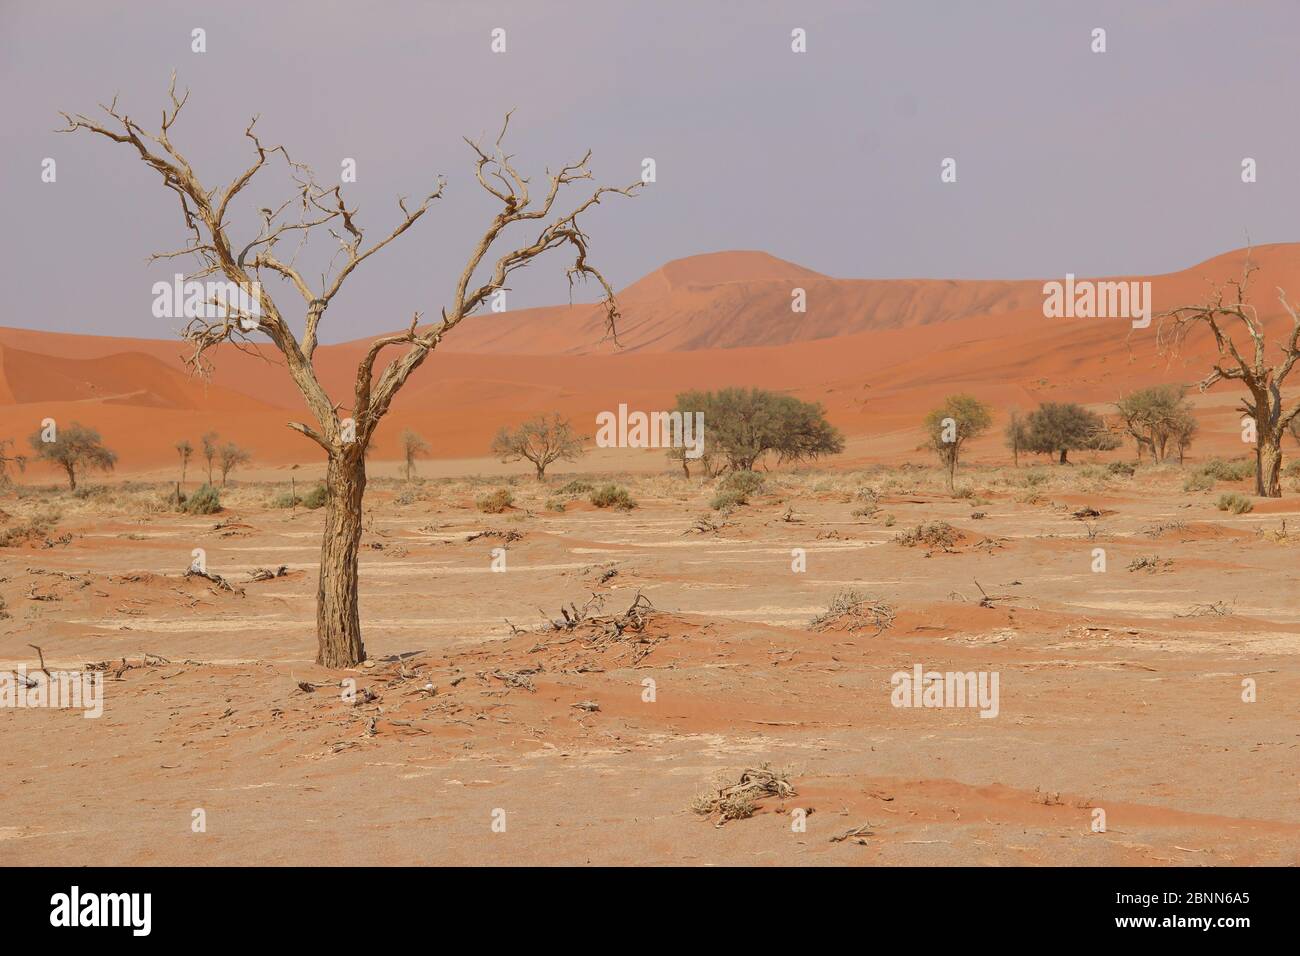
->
1157, 257, 1300, 497
491, 413, 585, 479
1004, 409, 1028, 467
218, 442, 251, 486
28, 421, 117, 490
1114, 385, 1197, 463
176, 439, 193, 485
1023, 403, 1120, 464
673, 388, 844, 472
665, 443, 718, 479
201, 431, 219, 485
0, 438, 27, 487
923, 394, 992, 493
399, 428, 430, 481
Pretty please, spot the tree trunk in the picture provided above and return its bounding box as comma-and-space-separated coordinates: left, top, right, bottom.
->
317, 452, 367, 667
1058, 449, 1069, 465
1256, 430, 1282, 498
535, 461, 546, 479
65, 464, 76, 490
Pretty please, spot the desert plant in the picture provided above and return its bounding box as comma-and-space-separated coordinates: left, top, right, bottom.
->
590, 484, 635, 510
399, 428, 430, 481
175, 439, 193, 486
557, 479, 594, 495
183, 483, 222, 515
1004, 409, 1028, 467
1217, 492, 1254, 514
1183, 472, 1214, 492
924, 394, 992, 493
0, 438, 27, 488
218, 442, 251, 486
201, 431, 219, 485
1114, 385, 1198, 463
709, 489, 748, 511
1200, 457, 1255, 482
63, 85, 638, 667
895, 521, 960, 551
476, 489, 515, 514
1157, 258, 1300, 496
718, 470, 766, 497
301, 483, 328, 509
1022, 403, 1121, 464
269, 489, 299, 512
671, 387, 843, 472
27, 421, 117, 491
491, 413, 585, 479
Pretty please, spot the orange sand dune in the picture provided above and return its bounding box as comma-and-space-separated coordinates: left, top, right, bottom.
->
1, 243, 1297, 473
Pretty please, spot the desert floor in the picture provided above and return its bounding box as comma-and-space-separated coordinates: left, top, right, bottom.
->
1, 462, 1297, 866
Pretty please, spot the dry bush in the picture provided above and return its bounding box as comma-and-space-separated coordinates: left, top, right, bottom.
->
691, 764, 796, 824
476, 489, 515, 513
808, 590, 895, 636
895, 521, 961, 552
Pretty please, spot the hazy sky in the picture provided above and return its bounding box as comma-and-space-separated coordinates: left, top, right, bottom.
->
3, 0, 1299, 341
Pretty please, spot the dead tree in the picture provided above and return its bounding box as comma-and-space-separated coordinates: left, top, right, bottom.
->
1156, 257, 1300, 497
61, 78, 639, 666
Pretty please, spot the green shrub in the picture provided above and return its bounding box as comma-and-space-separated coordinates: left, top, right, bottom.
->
476, 488, 514, 513
545, 498, 567, 513
1022, 470, 1049, 487
1216, 492, 1253, 515
1183, 473, 1214, 493
710, 489, 748, 511
301, 484, 328, 510
1201, 458, 1254, 482
183, 483, 222, 515
1107, 461, 1136, 477
718, 470, 766, 497
270, 489, 302, 509
590, 484, 635, 510
557, 479, 594, 496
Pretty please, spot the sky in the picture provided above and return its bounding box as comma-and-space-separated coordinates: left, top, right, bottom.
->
3, 0, 1299, 341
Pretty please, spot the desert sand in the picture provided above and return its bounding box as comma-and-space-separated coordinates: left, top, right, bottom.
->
1, 246, 1297, 866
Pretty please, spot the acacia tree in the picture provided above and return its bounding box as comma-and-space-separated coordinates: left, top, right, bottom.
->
1004, 409, 1027, 467
1114, 384, 1197, 463
491, 413, 584, 479
176, 439, 193, 485
201, 431, 219, 485
63, 81, 638, 666
218, 442, 252, 485
1157, 259, 1300, 497
28, 421, 117, 490
673, 388, 844, 472
399, 428, 430, 481
923, 394, 992, 493
1022, 402, 1120, 464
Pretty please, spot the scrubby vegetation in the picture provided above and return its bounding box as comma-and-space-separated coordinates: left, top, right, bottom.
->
183, 483, 222, 515
476, 489, 515, 514
590, 484, 636, 510
1217, 492, 1254, 514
